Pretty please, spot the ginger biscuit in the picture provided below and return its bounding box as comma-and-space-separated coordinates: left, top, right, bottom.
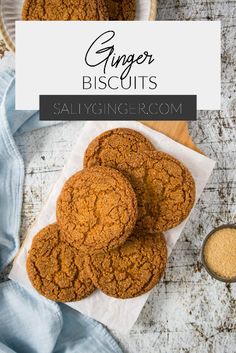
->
84, 128, 155, 169
56, 166, 138, 254
22, 0, 109, 20
84, 132, 195, 231
86, 232, 167, 298
106, 0, 136, 20
137, 151, 195, 232
27, 223, 95, 302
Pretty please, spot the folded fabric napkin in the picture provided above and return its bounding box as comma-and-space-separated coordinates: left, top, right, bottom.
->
0, 66, 60, 270
0, 66, 122, 353
0, 281, 122, 353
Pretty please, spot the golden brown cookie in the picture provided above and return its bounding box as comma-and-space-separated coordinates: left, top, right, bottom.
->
22, 0, 109, 20
136, 151, 195, 232
84, 133, 195, 231
27, 223, 95, 302
86, 232, 167, 298
106, 0, 136, 20
84, 128, 155, 169
57, 166, 138, 254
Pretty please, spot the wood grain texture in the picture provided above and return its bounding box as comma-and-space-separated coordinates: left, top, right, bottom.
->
0, 0, 236, 352
143, 121, 203, 153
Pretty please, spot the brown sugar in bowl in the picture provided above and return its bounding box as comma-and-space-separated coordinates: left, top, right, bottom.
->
201, 224, 236, 283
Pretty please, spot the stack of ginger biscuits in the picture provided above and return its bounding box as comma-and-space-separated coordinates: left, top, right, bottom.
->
27, 128, 196, 302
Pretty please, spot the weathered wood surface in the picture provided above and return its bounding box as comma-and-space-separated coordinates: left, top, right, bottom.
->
0, 0, 236, 352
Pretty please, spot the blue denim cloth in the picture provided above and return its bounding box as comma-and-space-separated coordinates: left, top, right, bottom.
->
0, 281, 122, 353
0, 68, 60, 270
0, 67, 122, 353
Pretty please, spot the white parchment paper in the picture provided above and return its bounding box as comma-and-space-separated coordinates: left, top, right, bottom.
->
9, 121, 215, 333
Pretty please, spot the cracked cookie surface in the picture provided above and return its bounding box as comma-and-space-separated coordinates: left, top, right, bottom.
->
105, 0, 136, 20
22, 0, 109, 20
84, 128, 155, 168
87, 232, 167, 298
136, 151, 196, 231
57, 166, 138, 254
84, 133, 195, 231
27, 223, 95, 302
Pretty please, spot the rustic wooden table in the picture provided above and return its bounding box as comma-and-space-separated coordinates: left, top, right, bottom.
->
1, 0, 236, 352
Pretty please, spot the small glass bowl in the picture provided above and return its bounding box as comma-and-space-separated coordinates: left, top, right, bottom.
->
201, 224, 236, 283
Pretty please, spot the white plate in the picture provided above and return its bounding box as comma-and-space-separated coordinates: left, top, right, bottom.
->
0, 0, 156, 50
